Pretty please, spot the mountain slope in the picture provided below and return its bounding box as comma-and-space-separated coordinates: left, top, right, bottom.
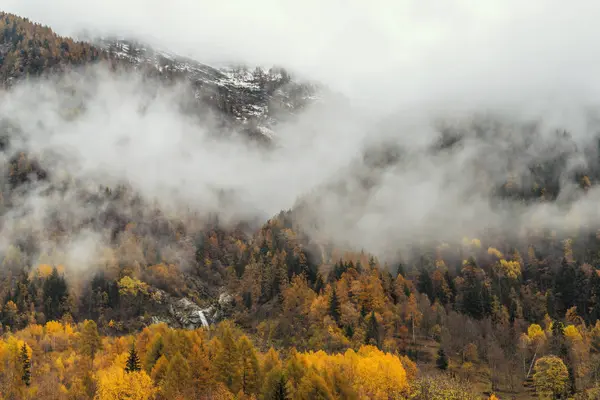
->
0, 12, 320, 141
5, 10, 600, 399
96, 37, 319, 128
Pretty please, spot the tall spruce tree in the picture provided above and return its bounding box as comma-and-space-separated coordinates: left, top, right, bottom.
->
436, 348, 449, 370
20, 344, 31, 386
314, 273, 325, 294
273, 373, 289, 400
43, 267, 68, 321
125, 342, 141, 373
329, 286, 341, 324
365, 311, 381, 348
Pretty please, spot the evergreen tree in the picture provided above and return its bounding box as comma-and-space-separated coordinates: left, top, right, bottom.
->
365, 311, 381, 348
262, 367, 289, 400
444, 271, 456, 299
125, 342, 141, 373
436, 348, 449, 370
314, 273, 325, 294
554, 258, 577, 316
550, 320, 568, 358
273, 373, 289, 400
42, 267, 68, 321
461, 268, 486, 319
417, 270, 434, 301
396, 262, 406, 277
329, 286, 341, 324
329, 261, 347, 283
20, 344, 30, 386
344, 325, 354, 339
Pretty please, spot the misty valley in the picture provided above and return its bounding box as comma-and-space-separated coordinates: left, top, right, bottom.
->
1, 6, 600, 400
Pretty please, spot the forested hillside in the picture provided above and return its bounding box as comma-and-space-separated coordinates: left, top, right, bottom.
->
2, 10, 600, 400
0, 13, 105, 83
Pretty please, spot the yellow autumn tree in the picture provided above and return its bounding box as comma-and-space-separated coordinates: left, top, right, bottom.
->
238, 335, 260, 396
297, 345, 408, 400
527, 324, 547, 348
496, 259, 521, 280
487, 247, 503, 259
150, 355, 169, 384
96, 367, 157, 400
353, 346, 408, 399
590, 320, 600, 352
533, 356, 569, 399
161, 352, 193, 399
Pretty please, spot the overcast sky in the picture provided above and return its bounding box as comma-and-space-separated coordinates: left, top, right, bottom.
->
5, 0, 600, 112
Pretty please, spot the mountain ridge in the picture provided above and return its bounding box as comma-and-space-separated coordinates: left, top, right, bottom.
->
1, 11, 321, 142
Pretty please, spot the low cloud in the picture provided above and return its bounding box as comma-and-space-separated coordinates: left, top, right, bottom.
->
2, 2, 600, 265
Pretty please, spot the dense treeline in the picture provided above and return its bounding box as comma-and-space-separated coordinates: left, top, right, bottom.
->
224, 216, 600, 398
0, 319, 421, 399
0, 12, 106, 83
3, 208, 600, 397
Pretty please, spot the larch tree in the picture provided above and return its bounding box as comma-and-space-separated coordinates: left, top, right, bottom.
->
96, 367, 157, 400
144, 334, 163, 372
162, 352, 193, 399
150, 355, 169, 384
238, 335, 260, 396
296, 371, 334, 400
80, 319, 102, 367
213, 324, 241, 392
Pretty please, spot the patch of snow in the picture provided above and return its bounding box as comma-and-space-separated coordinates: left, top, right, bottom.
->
257, 126, 275, 139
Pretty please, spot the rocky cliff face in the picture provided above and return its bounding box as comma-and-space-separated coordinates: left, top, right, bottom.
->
148, 288, 234, 330
94, 38, 321, 141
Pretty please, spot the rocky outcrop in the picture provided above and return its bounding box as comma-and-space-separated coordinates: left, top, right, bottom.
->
93, 38, 320, 141
149, 289, 233, 330
168, 298, 214, 330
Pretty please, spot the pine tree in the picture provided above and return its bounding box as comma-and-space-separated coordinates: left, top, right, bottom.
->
365, 311, 381, 348
262, 367, 289, 400
550, 320, 569, 359
42, 267, 68, 321
314, 273, 325, 294
396, 263, 406, 277
417, 269, 434, 301
461, 268, 486, 319
436, 348, 449, 370
125, 342, 141, 373
20, 343, 31, 386
329, 286, 341, 324
274, 373, 289, 400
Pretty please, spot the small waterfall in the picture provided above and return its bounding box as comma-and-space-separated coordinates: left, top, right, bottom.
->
197, 310, 209, 328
